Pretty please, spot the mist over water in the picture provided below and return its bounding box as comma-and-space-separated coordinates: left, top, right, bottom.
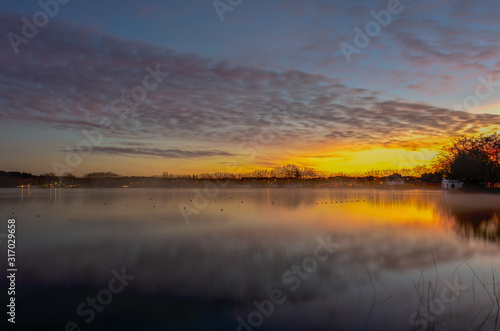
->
2, 187, 500, 330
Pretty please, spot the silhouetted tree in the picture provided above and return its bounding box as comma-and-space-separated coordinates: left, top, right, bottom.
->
300, 167, 317, 179
83, 172, 120, 179
40, 172, 56, 177
434, 133, 500, 183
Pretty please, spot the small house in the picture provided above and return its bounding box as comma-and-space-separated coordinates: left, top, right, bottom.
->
386, 173, 405, 186
442, 179, 463, 190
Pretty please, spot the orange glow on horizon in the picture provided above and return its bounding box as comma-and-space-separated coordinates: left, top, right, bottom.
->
59, 128, 500, 177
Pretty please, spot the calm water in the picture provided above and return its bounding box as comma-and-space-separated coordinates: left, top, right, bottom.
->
1, 187, 500, 330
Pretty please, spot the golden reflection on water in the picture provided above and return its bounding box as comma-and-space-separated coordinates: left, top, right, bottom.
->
6, 187, 500, 240
2, 188, 500, 330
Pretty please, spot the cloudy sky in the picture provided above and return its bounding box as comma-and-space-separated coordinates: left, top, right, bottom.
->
1, 0, 500, 176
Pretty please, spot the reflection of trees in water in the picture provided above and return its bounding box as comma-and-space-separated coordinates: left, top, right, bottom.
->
261, 188, 426, 211
248, 189, 333, 211
270, 189, 322, 210
437, 193, 500, 243
450, 209, 500, 242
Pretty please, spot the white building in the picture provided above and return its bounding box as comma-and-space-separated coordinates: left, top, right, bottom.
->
386, 174, 405, 186
442, 179, 463, 190
386, 178, 405, 186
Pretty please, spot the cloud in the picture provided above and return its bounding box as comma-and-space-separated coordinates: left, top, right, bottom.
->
1, 10, 500, 157
91, 146, 237, 158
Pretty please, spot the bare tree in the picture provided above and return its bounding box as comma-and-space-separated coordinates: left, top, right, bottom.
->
434, 132, 500, 183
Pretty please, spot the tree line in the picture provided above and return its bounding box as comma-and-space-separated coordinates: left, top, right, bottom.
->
4, 132, 500, 184
434, 132, 500, 184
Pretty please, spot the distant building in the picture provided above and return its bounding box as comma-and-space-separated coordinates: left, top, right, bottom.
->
386, 173, 405, 186
442, 179, 463, 190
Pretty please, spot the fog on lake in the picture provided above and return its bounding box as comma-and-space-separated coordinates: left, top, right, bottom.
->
2, 187, 500, 330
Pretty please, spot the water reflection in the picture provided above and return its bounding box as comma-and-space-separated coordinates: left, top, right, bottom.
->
448, 208, 500, 242
1, 188, 500, 330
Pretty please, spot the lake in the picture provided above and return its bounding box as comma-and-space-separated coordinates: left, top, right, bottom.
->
1, 187, 500, 330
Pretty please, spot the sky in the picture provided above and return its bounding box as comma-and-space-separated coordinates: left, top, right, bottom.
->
1, 0, 500, 176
